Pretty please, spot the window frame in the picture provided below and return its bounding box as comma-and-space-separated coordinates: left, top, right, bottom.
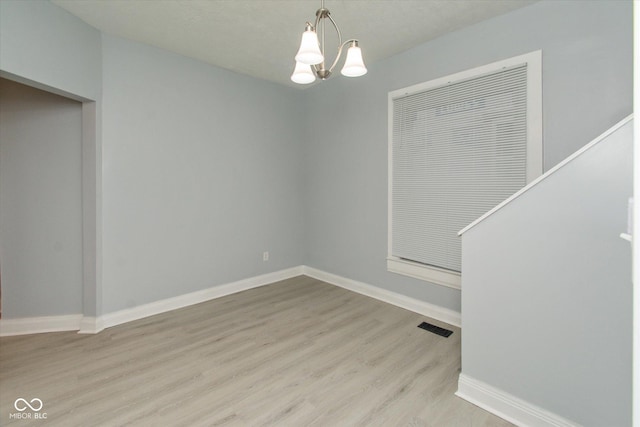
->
387, 51, 543, 289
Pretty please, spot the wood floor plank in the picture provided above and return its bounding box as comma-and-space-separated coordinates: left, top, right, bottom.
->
0, 276, 512, 426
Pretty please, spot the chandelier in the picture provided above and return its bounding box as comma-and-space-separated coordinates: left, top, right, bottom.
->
291, 0, 367, 84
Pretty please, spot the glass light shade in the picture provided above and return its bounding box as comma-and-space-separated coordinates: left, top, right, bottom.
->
291, 61, 316, 84
341, 44, 367, 77
295, 29, 324, 65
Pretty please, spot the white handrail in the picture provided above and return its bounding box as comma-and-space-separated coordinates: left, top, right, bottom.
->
459, 114, 634, 236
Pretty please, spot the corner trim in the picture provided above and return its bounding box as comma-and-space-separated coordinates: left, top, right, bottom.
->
456, 374, 578, 427
0, 314, 83, 337
302, 266, 461, 327
78, 316, 104, 334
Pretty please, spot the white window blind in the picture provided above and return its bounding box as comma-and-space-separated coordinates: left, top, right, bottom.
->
391, 64, 528, 274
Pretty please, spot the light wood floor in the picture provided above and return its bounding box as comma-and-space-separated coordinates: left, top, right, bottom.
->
0, 276, 512, 426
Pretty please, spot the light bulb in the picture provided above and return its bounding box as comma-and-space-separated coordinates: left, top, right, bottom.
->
341, 42, 367, 77
295, 28, 324, 65
291, 61, 316, 84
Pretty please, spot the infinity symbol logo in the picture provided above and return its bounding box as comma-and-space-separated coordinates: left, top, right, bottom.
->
14, 398, 43, 412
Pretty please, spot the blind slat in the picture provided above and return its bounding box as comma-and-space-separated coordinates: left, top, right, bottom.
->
391, 64, 528, 272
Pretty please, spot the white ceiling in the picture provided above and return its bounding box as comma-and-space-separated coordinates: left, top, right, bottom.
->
51, 0, 537, 89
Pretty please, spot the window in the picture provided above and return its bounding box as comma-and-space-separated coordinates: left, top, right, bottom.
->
387, 51, 542, 289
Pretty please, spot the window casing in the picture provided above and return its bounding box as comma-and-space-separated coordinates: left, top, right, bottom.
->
387, 51, 542, 289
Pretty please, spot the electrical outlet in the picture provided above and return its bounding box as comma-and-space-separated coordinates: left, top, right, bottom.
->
263, 251, 269, 261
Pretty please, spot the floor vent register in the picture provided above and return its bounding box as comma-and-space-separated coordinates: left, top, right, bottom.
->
417, 321, 453, 337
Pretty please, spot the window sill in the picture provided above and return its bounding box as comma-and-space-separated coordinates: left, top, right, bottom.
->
387, 257, 461, 290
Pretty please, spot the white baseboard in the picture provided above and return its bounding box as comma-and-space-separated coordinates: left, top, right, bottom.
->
301, 266, 461, 328
1, 265, 458, 336
1, 266, 303, 336
456, 374, 578, 427
99, 266, 304, 331
78, 316, 104, 334
0, 314, 83, 337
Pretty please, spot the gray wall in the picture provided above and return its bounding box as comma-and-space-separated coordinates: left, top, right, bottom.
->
302, 0, 632, 313
100, 35, 305, 313
461, 119, 633, 426
0, 0, 102, 319
0, 0, 101, 101
0, 78, 83, 317
0, 2, 305, 318
0, 0, 632, 323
